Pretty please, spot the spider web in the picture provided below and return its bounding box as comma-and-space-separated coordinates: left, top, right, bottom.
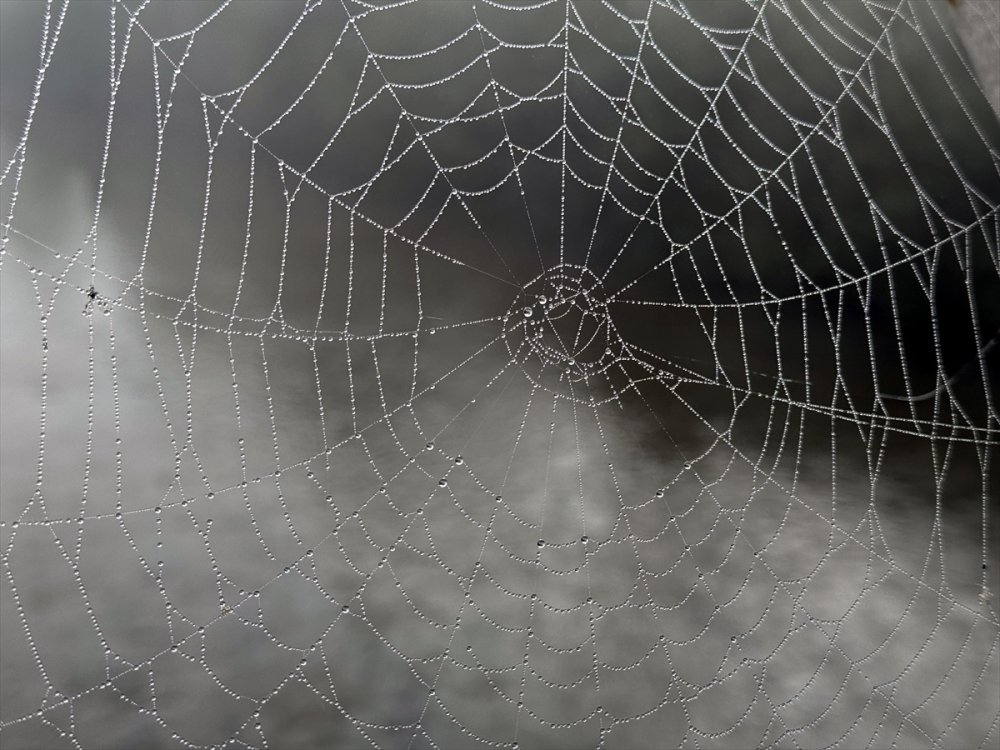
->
1, 0, 998, 748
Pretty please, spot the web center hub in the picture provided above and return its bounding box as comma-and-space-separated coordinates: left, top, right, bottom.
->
503, 264, 626, 403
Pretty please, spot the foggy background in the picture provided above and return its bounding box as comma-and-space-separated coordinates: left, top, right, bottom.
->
1, 1, 998, 748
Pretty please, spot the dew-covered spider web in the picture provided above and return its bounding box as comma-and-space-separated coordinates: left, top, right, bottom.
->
1, 1, 999, 748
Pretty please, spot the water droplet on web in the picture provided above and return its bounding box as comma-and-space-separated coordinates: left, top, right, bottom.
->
523, 307, 533, 318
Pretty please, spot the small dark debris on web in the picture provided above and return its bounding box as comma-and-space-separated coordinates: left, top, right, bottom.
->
82, 285, 111, 316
